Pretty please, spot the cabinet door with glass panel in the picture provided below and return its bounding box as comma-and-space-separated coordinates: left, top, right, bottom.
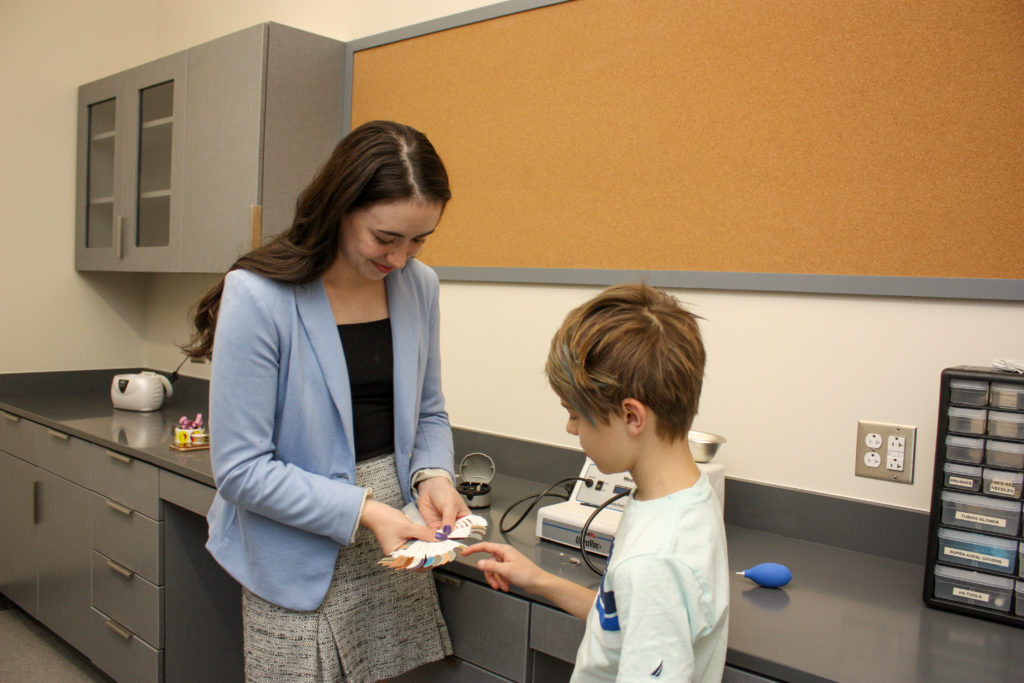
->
75, 51, 186, 271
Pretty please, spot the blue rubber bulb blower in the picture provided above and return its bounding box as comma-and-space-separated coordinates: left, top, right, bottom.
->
737, 562, 792, 588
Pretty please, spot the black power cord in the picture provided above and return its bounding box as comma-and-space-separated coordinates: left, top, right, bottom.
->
498, 477, 589, 534
499, 475, 633, 576
169, 355, 189, 382
579, 489, 632, 575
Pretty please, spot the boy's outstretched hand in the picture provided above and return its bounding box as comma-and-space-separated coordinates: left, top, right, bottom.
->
461, 542, 545, 593
463, 542, 598, 621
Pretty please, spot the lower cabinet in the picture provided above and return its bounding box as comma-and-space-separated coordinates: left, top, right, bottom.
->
36, 468, 93, 656
436, 572, 532, 680
0, 450, 37, 616
396, 573, 584, 683
90, 606, 164, 683
160, 490, 244, 683
0, 416, 94, 659
401, 572, 769, 683
0, 414, 171, 682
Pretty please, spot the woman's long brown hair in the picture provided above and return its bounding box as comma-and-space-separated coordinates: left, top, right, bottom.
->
182, 120, 451, 360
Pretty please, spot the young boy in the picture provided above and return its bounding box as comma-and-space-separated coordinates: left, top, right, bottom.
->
463, 283, 729, 682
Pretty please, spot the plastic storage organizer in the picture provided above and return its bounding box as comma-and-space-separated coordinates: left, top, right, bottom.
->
924, 366, 1024, 626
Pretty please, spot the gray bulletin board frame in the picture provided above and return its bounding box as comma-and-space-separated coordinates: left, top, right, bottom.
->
341, 0, 1024, 302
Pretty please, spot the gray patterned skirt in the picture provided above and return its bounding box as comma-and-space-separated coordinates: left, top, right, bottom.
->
241, 454, 452, 682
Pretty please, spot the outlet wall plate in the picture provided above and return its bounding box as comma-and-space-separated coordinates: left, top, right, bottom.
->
855, 420, 916, 484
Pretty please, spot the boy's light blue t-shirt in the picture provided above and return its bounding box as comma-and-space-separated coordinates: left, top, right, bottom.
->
571, 473, 730, 682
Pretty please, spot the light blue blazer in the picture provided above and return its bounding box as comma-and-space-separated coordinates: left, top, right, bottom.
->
205, 259, 454, 611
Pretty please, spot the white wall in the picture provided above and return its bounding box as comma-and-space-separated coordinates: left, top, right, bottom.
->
2, 0, 1021, 513
440, 282, 1023, 512
1, 0, 159, 371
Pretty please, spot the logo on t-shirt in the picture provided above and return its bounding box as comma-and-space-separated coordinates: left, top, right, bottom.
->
596, 574, 619, 631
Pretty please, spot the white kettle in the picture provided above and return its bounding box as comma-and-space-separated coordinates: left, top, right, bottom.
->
111, 371, 173, 412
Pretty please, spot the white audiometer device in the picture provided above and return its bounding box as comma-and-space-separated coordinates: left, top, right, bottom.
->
536, 432, 726, 557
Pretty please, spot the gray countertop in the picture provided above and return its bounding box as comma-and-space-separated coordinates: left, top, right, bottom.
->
2, 371, 1022, 682
0, 373, 215, 485
442, 474, 1024, 683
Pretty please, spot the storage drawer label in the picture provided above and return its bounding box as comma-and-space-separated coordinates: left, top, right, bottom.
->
948, 476, 975, 489
952, 587, 990, 603
943, 547, 1010, 568
955, 511, 1007, 528
988, 480, 1017, 496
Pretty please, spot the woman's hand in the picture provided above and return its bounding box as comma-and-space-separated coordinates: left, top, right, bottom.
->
416, 476, 470, 533
359, 499, 435, 555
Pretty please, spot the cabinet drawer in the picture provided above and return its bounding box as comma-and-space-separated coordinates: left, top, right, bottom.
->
159, 470, 215, 516
394, 656, 514, 682
92, 493, 163, 584
435, 572, 529, 681
92, 551, 162, 648
91, 448, 161, 519
36, 427, 94, 486
0, 411, 38, 463
90, 607, 163, 683
530, 602, 585, 663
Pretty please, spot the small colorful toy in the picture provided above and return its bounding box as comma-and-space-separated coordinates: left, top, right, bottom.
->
173, 413, 208, 448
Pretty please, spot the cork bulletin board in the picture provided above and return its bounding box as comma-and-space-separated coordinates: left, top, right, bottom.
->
347, 0, 1024, 298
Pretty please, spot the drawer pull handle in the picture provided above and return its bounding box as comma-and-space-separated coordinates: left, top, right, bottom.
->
105, 500, 134, 516
116, 216, 124, 261
32, 480, 39, 524
106, 559, 135, 579
105, 618, 133, 640
3, 413, 19, 423
47, 429, 69, 441
106, 450, 132, 464
251, 204, 263, 249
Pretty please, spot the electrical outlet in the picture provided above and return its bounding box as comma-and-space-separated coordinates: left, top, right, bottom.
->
855, 420, 916, 484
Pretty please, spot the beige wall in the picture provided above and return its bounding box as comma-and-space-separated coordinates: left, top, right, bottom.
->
2, 1, 1022, 513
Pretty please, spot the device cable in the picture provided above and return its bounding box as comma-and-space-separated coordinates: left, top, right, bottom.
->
498, 477, 589, 534
579, 489, 632, 575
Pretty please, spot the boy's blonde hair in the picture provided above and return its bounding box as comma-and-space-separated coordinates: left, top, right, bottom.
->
545, 283, 705, 442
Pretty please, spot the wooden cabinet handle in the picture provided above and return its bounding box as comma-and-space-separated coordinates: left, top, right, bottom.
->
32, 480, 39, 524
105, 499, 134, 516
116, 216, 124, 260
250, 204, 263, 249
106, 450, 132, 464
105, 618, 133, 640
106, 559, 135, 579
47, 429, 69, 441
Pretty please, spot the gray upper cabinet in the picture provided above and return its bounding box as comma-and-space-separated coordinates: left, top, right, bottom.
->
75, 23, 346, 273
75, 52, 187, 272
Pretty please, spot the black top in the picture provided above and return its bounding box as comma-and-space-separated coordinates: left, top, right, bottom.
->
337, 318, 394, 461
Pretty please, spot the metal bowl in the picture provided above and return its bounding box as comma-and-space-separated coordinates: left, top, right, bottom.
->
688, 430, 726, 463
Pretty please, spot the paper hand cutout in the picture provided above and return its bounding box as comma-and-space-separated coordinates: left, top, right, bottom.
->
378, 513, 488, 571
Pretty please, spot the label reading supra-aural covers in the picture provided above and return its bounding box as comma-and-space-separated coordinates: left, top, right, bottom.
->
988, 480, 1017, 496
952, 587, 990, 603
948, 476, 974, 488
955, 511, 1007, 528
943, 547, 1010, 568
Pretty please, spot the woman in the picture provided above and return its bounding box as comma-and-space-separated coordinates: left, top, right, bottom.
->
184, 120, 468, 682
